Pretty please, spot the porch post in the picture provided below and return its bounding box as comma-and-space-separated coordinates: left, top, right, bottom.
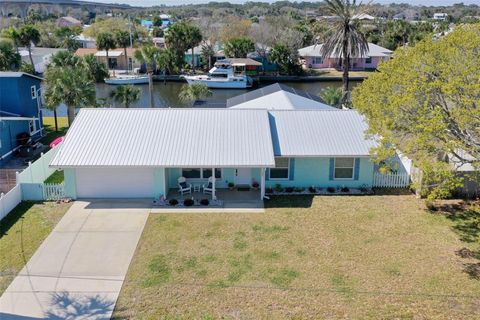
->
260, 167, 265, 200
212, 167, 216, 200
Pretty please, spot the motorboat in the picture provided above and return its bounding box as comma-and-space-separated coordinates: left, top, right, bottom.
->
104, 74, 149, 85
182, 60, 252, 89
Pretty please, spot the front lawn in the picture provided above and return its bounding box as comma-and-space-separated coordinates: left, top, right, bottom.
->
44, 170, 64, 184
114, 195, 480, 319
0, 201, 71, 294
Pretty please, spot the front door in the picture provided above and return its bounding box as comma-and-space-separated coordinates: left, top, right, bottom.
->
235, 168, 251, 186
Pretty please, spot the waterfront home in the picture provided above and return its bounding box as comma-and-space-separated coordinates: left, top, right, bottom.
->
227, 83, 335, 110
74, 34, 96, 49
298, 43, 392, 70
57, 16, 81, 28
0, 72, 43, 163
50, 108, 377, 199
433, 13, 448, 21
75, 48, 141, 71
19, 47, 65, 74
184, 42, 225, 68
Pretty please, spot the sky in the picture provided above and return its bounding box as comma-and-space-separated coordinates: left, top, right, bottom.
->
88, 0, 480, 7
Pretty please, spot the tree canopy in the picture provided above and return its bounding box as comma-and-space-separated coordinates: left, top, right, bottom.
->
352, 24, 480, 199
224, 37, 254, 58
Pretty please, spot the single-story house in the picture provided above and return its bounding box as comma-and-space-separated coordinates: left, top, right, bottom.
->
50, 108, 377, 199
184, 42, 225, 68
433, 13, 448, 21
298, 42, 392, 70
74, 34, 96, 49
0, 72, 44, 162
19, 47, 65, 74
74, 48, 141, 71
57, 16, 82, 28
227, 83, 335, 110
353, 13, 376, 21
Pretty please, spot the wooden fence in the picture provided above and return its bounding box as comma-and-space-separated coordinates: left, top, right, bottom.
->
373, 172, 410, 188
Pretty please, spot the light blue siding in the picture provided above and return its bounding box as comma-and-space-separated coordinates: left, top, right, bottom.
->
64, 168, 77, 199
266, 157, 374, 188
154, 168, 166, 197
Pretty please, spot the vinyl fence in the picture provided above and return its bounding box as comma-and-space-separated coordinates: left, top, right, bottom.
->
0, 184, 22, 221
373, 172, 410, 188
18, 145, 60, 184
43, 183, 66, 200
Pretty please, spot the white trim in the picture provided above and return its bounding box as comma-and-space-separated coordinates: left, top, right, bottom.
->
31, 85, 37, 99
333, 157, 355, 180
181, 168, 223, 180
269, 157, 290, 180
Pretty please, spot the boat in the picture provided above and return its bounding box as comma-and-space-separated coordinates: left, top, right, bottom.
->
104, 74, 149, 85
182, 60, 253, 89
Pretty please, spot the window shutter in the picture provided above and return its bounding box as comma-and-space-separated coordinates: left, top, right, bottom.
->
265, 168, 270, 181
329, 158, 335, 180
289, 158, 295, 180
354, 158, 360, 180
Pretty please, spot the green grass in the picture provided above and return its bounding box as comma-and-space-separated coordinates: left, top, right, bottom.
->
41, 117, 68, 146
113, 196, 480, 319
44, 170, 64, 184
0, 201, 71, 294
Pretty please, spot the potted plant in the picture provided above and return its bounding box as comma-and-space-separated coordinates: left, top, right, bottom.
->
252, 181, 259, 190
184, 198, 194, 206
200, 198, 209, 206
169, 199, 179, 206
228, 182, 235, 190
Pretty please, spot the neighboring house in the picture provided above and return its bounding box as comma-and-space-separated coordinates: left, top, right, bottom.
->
141, 19, 153, 29
227, 83, 335, 110
0, 72, 43, 162
74, 34, 96, 49
74, 48, 140, 71
50, 108, 377, 199
184, 42, 224, 68
57, 16, 82, 28
433, 13, 448, 21
298, 42, 392, 70
152, 37, 165, 49
19, 47, 65, 74
353, 13, 376, 21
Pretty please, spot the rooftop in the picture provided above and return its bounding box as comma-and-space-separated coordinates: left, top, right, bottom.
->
298, 43, 392, 58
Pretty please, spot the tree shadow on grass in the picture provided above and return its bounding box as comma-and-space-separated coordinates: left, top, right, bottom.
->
264, 195, 314, 208
431, 202, 480, 280
0, 202, 36, 239
45, 291, 115, 320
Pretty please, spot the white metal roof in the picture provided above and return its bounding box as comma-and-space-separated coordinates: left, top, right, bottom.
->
298, 43, 392, 58
269, 110, 377, 157
228, 83, 335, 110
51, 108, 275, 168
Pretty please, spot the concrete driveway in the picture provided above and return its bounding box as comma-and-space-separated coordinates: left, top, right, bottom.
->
0, 200, 150, 319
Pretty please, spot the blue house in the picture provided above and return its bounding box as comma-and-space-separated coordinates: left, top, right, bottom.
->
0, 72, 44, 162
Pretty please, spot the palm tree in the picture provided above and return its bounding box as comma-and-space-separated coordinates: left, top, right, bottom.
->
109, 85, 141, 108
134, 45, 159, 108
96, 32, 116, 72
0, 40, 20, 71
18, 25, 40, 71
115, 30, 131, 73
319, 86, 343, 108
179, 83, 212, 106
185, 25, 202, 73
3, 27, 20, 54
44, 65, 96, 126
319, 0, 368, 94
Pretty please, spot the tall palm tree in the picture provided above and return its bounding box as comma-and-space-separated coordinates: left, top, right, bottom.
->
319, 0, 368, 94
185, 25, 202, 73
18, 25, 40, 71
96, 32, 116, 72
44, 65, 96, 126
109, 85, 141, 108
3, 27, 20, 54
115, 30, 131, 73
134, 45, 159, 108
179, 83, 212, 106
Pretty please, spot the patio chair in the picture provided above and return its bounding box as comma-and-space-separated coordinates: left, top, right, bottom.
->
177, 177, 192, 195
203, 176, 215, 195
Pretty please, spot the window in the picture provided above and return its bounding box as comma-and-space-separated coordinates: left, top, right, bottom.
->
313, 57, 323, 65
181, 168, 222, 179
31, 86, 37, 99
269, 158, 289, 179
334, 158, 355, 179
365, 57, 372, 64
29, 120, 36, 133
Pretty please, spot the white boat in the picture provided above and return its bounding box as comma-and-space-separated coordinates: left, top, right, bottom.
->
104, 74, 149, 85
182, 60, 253, 89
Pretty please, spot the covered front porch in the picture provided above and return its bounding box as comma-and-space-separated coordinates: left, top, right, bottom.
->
166, 188, 263, 209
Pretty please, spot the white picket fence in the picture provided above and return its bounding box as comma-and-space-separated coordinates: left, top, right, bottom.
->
43, 183, 65, 201
373, 172, 410, 188
0, 184, 22, 221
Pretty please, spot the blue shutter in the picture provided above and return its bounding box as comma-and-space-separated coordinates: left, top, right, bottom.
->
329, 158, 335, 180
288, 158, 295, 180
354, 158, 360, 180
265, 168, 270, 181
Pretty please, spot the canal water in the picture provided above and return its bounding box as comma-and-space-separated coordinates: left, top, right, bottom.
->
42, 80, 358, 116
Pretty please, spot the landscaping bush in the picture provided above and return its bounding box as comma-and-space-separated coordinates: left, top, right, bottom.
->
265, 187, 273, 194
169, 199, 178, 206
327, 187, 336, 193
294, 187, 305, 193
184, 199, 194, 206
285, 187, 294, 193
341, 186, 350, 193
274, 184, 284, 193
309, 186, 317, 193
200, 199, 209, 206
359, 184, 369, 193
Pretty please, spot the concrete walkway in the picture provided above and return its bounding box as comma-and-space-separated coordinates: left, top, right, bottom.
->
0, 200, 150, 319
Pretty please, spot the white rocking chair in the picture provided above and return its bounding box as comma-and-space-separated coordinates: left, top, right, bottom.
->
178, 177, 192, 195
203, 176, 215, 195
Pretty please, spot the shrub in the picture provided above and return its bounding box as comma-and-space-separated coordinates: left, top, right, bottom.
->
169, 199, 178, 206
294, 187, 305, 193
184, 199, 194, 206
274, 184, 284, 193
327, 187, 336, 193
228, 182, 235, 188
359, 184, 369, 193
341, 186, 350, 193
265, 187, 273, 194
285, 187, 294, 193
200, 198, 209, 206
308, 186, 317, 193
252, 181, 259, 188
